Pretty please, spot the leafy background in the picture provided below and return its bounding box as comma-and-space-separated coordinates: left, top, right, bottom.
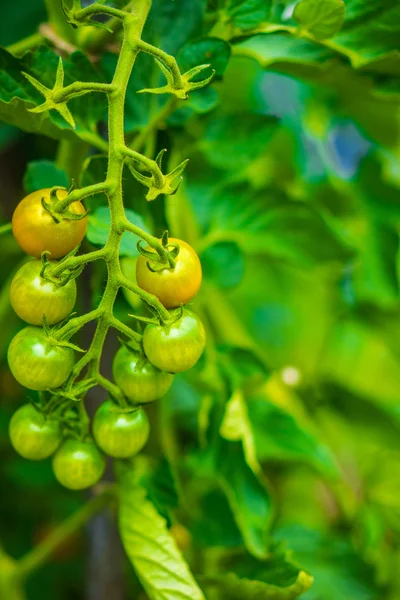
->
1, 0, 400, 599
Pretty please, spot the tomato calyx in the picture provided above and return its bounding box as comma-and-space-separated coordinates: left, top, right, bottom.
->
129, 148, 189, 201
137, 230, 180, 272
41, 186, 89, 224
40, 248, 84, 287
42, 316, 86, 354
129, 305, 183, 329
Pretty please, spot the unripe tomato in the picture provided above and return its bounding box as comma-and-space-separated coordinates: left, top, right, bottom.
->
112, 346, 173, 403
52, 438, 106, 490
12, 188, 87, 259
9, 404, 62, 460
10, 259, 76, 325
143, 309, 206, 373
8, 326, 75, 391
93, 400, 150, 458
136, 238, 202, 308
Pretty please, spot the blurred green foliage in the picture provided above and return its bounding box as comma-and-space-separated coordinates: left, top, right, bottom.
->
1, 0, 400, 599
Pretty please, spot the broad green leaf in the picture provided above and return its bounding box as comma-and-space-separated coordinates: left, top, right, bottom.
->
351, 221, 399, 308
1, 0, 45, 47
227, 0, 274, 30
178, 38, 231, 79
87, 207, 149, 256
293, 0, 345, 40
274, 525, 378, 600
23, 160, 69, 193
202, 114, 279, 170
219, 392, 272, 558
201, 547, 313, 600
0, 47, 107, 146
201, 241, 245, 289
147, 0, 206, 55
202, 570, 312, 599
218, 440, 272, 559
118, 474, 205, 600
168, 88, 220, 127
321, 318, 400, 413
247, 395, 339, 478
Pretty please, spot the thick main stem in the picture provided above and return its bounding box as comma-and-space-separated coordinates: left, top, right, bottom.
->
76, 1, 152, 389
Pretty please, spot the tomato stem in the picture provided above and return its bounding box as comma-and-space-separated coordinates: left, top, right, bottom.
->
16, 487, 116, 580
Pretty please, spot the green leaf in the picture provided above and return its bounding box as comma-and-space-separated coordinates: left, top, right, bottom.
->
201, 241, 245, 289
322, 317, 400, 413
219, 390, 272, 558
218, 440, 273, 559
23, 160, 69, 193
178, 38, 231, 79
203, 114, 279, 170
201, 546, 313, 600
87, 207, 149, 256
247, 396, 339, 478
293, 0, 346, 40
148, 0, 206, 55
227, 0, 274, 30
118, 472, 205, 600
0, 47, 107, 144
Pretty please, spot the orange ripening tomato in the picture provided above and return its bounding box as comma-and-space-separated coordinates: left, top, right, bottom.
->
12, 188, 87, 259
136, 238, 202, 308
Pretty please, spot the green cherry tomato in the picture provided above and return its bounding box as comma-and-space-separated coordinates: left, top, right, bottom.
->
10, 259, 76, 326
93, 400, 150, 458
8, 326, 75, 391
143, 309, 206, 373
112, 346, 174, 404
136, 238, 202, 309
52, 438, 106, 490
9, 404, 62, 460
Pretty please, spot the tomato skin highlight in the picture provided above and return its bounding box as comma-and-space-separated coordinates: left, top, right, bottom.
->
9, 404, 62, 460
12, 188, 87, 259
136, 238, 202, 309
93, 400, 150, 458
143, 309, 206, 373
52, 438, 106, 490
10, 259, 76, 326
7, 326, 75, 391
112, 346, 174, 404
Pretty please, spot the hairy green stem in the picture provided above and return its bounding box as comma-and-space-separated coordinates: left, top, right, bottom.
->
17, 488, 115, 580
45, 0, 76, 43
7, 32, 45, 56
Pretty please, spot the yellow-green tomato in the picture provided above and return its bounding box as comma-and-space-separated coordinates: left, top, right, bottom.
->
136, 238, 202, 309
9, 404, 62, 460
52, 438, 106, 490
143, 309, 206, 373
112, 346, 174, 404
12, 188, 87, 259
10, 260, 76, 325
8, 326, 75, 391
93, 400, 150, 458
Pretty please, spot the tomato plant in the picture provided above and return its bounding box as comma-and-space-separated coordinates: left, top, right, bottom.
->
93, 400, 150, 458
10, 259, 76, 325
1, 0, 399, 599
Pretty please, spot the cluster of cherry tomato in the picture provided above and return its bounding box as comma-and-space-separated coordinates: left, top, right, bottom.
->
7, 188, 205, 490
